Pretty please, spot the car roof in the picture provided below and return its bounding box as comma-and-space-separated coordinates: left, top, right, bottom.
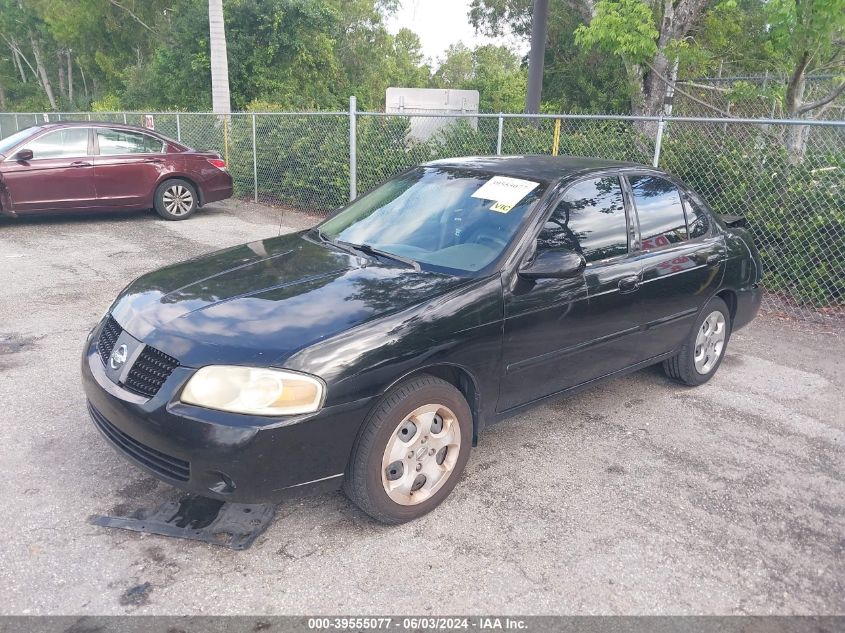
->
422, 155, 646, 184
35, 121, 160, 134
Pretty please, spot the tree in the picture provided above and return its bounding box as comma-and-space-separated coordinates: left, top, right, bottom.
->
471, 0, 713, 124
433, 43, 475, 86
768, 0, 845, 162
430, 43, 527, 112
470, 0, 631, 113
677, 0, 844, 162
0, 0, 59, 110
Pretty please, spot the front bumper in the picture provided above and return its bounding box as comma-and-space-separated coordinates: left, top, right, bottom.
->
81, 322, 374, 502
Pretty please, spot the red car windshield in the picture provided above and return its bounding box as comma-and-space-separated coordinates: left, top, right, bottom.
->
0, 127, 42, 156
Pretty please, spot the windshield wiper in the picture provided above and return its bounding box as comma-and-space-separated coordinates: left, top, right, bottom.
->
316, 229, 420, 271
338, 240, 421, 271
352, 242, 422, 272
316, 229, 366, 259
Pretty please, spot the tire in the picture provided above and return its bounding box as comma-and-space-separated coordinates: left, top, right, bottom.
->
663, 296, 731, 386
154, 179, 198, 220
343, 374, 472, 524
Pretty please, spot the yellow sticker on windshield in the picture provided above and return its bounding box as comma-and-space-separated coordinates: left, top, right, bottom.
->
490, 202, 514, 213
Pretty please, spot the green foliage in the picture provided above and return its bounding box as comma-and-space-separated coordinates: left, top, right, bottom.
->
432, 43, 527, 112
574, 0, 659, 64
0, 0, 433, 112
470, 0, 633, 113
662, 128, 845, 307
91, 94, 122, 112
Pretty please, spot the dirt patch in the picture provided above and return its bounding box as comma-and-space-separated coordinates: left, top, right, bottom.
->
119, 582, 152, 607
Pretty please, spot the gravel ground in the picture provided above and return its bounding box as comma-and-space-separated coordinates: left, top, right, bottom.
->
0, 200, 842, 615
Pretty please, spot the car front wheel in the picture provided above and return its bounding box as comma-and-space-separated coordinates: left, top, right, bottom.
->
154, 179, 198, 220
344, 374, 472, 524
663, 296, 731, 386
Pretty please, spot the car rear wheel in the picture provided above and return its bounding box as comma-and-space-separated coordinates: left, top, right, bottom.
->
154, 179, 197, 220
663, 296, 731, 386
343, 374, 472, 524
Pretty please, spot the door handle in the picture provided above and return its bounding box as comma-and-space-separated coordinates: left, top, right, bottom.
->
706, 254, 723, 267
143, 158, 164, 163
70, 161, 90, 167
618, 275, 641, 293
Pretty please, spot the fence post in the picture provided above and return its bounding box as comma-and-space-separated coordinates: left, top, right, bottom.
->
652, 116, 665, 168
349, 95, 357, 201
252, 114, 258, 203
87, 112, 91, 121
496, 114, 504, 155
176, 113, 182, 142
14, 114, 18, 131
123, 113, 127, 124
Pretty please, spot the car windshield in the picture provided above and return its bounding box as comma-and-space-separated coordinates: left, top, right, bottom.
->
0, 127, 40, 156
318, 166, 546, 275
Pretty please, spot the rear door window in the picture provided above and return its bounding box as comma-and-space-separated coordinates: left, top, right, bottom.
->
682, 190, 712, 238
628, 175, 688, 249
24, 128, 89, 159
538, 176, 628, 263
97, 129, 165, 155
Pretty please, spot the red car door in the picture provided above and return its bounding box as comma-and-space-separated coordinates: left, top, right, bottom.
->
92, 127, 167, 208
1, 127, 97, 212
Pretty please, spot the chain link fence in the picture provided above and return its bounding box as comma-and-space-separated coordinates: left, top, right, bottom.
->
0, 108, 842, 323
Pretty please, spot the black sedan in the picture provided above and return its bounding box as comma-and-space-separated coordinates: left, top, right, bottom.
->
82, 156, 762, 524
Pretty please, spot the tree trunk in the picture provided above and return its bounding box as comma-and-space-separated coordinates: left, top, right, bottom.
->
12, 45, 27, 82
78, 59, 89, 101
784, 52, 809, 165
58, 51, 66, 99
208, 0, 231, 113
0, 76, 6, 110
30, 33, 57, 110
67, 50, 73, 103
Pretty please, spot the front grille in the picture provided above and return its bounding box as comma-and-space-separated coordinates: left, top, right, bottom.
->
123, 346, 180, 398
97, 316, 122, 365
88, 402, 190, 482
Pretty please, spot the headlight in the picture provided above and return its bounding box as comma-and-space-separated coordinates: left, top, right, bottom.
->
181, 366, 325, 416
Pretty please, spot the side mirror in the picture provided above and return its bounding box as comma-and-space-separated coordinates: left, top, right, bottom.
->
519, 248, 586, 280
13, 148, 33, 162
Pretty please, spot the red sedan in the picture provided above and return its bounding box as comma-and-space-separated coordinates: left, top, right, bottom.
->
0, 122, 233, 220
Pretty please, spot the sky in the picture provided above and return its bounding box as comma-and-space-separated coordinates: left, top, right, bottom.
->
384, 0, 529, 68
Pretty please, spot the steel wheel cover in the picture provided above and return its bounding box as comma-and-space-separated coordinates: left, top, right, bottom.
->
694, 310, 726, 374
381, 404, 461, 506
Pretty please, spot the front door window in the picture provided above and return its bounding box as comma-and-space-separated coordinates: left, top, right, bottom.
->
23, 128, 89, 159
537, 176, 628, 262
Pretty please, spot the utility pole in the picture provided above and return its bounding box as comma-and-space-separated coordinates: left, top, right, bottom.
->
525, 0, 549, 114
208, 0, 231, 113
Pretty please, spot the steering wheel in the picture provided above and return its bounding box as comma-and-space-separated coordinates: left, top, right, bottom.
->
466, 226, 508, 251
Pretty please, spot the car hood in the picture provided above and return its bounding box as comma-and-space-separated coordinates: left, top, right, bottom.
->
109, 231, 468, 366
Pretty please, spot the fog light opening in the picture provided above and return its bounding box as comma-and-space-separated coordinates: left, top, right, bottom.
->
207, 471, 236, 495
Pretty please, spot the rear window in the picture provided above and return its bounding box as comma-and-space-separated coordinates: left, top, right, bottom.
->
97, 128, 165, 155
629, 175, 688, 249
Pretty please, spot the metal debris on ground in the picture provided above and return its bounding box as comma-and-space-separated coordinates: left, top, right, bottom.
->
89, 495, 275, 550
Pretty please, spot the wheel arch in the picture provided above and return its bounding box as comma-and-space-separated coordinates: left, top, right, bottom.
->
381, 364, 482, 446
715, 288, 738, 324
155, 174, 204, 206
